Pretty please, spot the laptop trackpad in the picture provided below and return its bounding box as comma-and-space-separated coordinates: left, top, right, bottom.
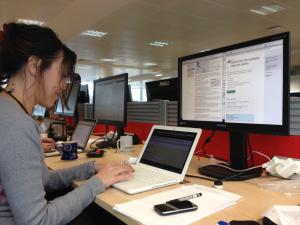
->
114, 178, 149, 189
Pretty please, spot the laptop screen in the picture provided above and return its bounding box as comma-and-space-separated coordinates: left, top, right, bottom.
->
140, 129, 197, 174
71, 120, 96, 149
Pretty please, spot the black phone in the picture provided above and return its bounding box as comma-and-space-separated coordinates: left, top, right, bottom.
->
154, 200, 198, 215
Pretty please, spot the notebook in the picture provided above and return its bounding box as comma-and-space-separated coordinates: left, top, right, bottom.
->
38, 117, 53, 134
45, 119, 96, 156
113, 125, 202, 194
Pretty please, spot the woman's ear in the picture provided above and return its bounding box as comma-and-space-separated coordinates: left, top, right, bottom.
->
28, 56, 41, 76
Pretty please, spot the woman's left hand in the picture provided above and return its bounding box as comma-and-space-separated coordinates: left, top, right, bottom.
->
41, 137, 56, 153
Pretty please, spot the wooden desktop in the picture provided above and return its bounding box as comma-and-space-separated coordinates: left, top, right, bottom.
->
44, 143, 299, 225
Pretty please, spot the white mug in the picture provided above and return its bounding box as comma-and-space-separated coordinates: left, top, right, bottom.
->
117, 136, 133, 152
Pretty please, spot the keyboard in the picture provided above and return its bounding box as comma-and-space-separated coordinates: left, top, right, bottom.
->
133, 166, 176, 185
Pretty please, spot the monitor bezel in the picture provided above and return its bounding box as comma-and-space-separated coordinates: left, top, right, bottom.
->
178, 32, 290, 136
92, 73, 128, 127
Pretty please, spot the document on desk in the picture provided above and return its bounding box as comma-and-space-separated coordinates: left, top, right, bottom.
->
260, 205, 300, 225
113, 184, 243, 225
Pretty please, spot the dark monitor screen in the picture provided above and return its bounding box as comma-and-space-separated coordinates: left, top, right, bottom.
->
54, 82, 81, 117
127, 84, 133, 102
178, 32, 290, 180
146, 78, 178, 101
78, 84, 90, 103
93, 73, 128, 137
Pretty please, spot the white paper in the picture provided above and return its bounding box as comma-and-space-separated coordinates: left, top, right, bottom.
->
260, 205, 300, 225
113, 185, 243, 225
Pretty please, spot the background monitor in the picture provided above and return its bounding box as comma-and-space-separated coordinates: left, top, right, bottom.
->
145, 78, 179, 101
127, 84, 133, 102
32, 104, 46, 117
54, 82, 81, 127
78, 84, 90, 103
54, 82, 81, 117
93, 73, 128, 139
178, 32, 290, 180
290, 75, 300, 97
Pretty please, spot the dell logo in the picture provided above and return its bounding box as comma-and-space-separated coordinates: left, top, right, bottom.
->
217, 124, 226, 127
159, 81, 170, 86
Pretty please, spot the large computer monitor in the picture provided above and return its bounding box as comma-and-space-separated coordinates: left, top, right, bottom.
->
145, 78, 179, 101
178, 32, 290, 180
93, 73, 128, 140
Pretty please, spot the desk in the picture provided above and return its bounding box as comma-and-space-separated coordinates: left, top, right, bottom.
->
45, 145, 299, 225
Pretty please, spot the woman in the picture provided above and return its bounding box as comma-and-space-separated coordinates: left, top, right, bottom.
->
0, 23, 134, 225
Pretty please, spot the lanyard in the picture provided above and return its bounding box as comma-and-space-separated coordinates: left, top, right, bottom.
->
2, 88, 30, 115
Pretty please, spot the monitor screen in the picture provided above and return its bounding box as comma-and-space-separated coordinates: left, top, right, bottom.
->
146, 78, 179, 101
54, 82, 81, 117
127, 84, 133, 102
290, 75, 300, 97
32, 104, 46, 117
93, 73, 128, 138
178, 32, 290, 179
71, 119, 96, 149
78, 84, 90, 103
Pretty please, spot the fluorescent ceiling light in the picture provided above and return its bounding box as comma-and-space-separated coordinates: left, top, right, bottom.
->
17, 18, 44, 26
150, 41, 169, 47
144, 63, 157, 66
250, 3, 286, 15
155, 74, 163, 77
100, 59, 115, 62
200, 49, 210, 53
82, 30, 107, 37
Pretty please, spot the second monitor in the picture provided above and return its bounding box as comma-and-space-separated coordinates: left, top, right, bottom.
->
93, 73, 128, 142
145, 78, 178, 101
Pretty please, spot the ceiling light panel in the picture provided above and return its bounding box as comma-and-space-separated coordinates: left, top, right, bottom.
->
250, 3, 286, 15
100, 59, 116, 62
82, 30, 107, 37
144, 63, 157, 66
17, 19, 44, 26
149, 41, 169, 47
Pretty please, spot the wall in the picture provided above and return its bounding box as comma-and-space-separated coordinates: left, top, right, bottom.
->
93, 122, 300, 167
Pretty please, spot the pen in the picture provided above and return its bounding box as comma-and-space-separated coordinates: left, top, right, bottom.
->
166, 193, 202, 203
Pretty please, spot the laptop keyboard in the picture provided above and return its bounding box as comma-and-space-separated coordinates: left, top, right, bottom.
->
133, 166, 176, 184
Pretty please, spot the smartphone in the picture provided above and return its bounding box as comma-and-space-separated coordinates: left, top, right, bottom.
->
154, 200, 198, 215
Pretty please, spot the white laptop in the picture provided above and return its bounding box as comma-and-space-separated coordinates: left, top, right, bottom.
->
45, 119, 96, 156
113, 125, 202, 194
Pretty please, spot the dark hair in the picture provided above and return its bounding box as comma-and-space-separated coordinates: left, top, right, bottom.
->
0, 22, 77, 109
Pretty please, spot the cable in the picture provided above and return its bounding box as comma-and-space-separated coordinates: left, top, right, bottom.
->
251, 151, 271, 161
247, 134, 254, 167
187, 160, 263, 183
201, 130, 229, 163
89, 136, 105, 149
192, 160, 262, 173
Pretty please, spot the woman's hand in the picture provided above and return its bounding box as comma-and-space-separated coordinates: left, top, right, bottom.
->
94, 161, 135, 188
41, 137, 56, 153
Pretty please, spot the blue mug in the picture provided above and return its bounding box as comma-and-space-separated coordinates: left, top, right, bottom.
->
56, 141, 78, 160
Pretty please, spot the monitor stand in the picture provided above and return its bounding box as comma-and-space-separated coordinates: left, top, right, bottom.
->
198, 132, 263, 181
95, 126, 125, 149
198, 165, 262, 181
